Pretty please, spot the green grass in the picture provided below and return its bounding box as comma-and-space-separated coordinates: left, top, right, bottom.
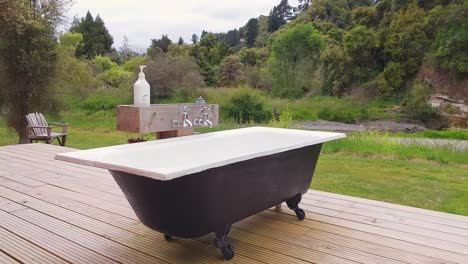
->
313, 153, 468, 216
324, 131, 468, 164
270, 96, 401, 123
391, 129, 468, 140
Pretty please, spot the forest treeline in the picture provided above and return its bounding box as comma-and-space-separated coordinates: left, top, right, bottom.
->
1, 0, 467, 141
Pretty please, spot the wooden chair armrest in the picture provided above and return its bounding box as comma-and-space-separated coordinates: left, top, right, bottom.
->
27, 126, 52, 137
27, 125, 52, 129
49, 122, 68, 126
48, 122, 68, 133
49, 122, 68, 133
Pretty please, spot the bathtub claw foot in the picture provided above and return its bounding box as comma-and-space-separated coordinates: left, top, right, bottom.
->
287, 193, 306, 221
214, 225, 234, 260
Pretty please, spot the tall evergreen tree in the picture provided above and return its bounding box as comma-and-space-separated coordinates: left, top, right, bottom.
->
70, 11, 113, 59
268, 0, 292, 32
245, 18, 259, 47
225, 29, 241, 47
191, 34, 199, 44
278, 0, 294, 21
149, 35, 172, 53
201, 30, 209, 39
178, 37, 184, 45
294, 0, 311, 15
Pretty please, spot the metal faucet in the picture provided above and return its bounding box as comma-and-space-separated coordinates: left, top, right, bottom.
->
201, 106, 213, 128
182, 106, 193, 128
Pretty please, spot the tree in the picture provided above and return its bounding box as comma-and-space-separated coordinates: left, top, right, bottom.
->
119, 36, 138, 63
321, 44, 354, 96
429, 1, 468, 75
201, 30, 209, 39
145, 55, 205, 98
189, 33, 231, 86
382, 3, 429, 92
268, 23, 324, 98
59, 32, 83, 57
70, 11, 114, 59
0, 0, 66, 143
295, 0, 312, 15
278, 0, 294, 20
225, 29, 241, 47
352, 6, 380, 28
268, 0, 293, 32
220, 55, 245, 86
343, 26, 379, 71
245, 18, 259, 48
149, 35, 172, 53
177, 37, 184, 45
191, 34, 199, 44
308, 0, 352, 29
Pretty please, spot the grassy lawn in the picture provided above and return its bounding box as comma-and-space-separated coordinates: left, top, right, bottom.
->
1, 117, 467, 216
314, 153, 468, 216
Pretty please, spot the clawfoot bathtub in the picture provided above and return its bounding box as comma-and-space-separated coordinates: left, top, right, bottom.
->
56, 127, 345, 260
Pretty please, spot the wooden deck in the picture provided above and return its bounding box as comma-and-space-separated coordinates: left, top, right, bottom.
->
0, 144, 468, 264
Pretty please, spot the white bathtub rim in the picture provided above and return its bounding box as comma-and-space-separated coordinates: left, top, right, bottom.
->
55, 127, 346, 181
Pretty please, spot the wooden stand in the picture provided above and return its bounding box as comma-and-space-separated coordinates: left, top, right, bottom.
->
116, 104, 218, 140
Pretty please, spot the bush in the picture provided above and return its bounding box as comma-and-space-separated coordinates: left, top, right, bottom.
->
321, 44, 353, 96
268, 23, 324, 98
317, 104, 369, 124
244, 66, 272, 91
122, 56, 148, 72
224, 88, 271, 123
93, 55, 117, 73
403, 82, 438, 124
98, 67, 133, 87
220, 55, 245, 86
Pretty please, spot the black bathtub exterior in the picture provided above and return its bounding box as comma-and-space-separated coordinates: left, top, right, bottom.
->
110, 144, 322, 240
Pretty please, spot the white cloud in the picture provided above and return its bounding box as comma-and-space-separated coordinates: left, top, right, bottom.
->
65, 0, 299, 52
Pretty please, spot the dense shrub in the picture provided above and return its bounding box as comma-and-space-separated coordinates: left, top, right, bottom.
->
145, 55, 205, 97
403, 82, 438, 123
244, 66, 273, 91
343, 26, 379, 71
321, 44, 353, 96
224, 88, 271, 123
54, 47, 101, 100
238, 47, 270, 67
122, 56, 148, 72
98, 67, 133, 87
317, 103, 369, 124
428, 2, 468, 75
383, 3, 429, 89
220, 55, 245, 86
269, 23, 324, 98
93, 55, 117, 73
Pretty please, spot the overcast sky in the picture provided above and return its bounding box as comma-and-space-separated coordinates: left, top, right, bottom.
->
66, 0, 300, 52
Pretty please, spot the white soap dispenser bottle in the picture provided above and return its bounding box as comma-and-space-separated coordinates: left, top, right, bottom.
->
133, 65, 150, 106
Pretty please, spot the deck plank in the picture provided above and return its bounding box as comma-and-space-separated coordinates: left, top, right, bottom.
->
0, 227, 68, 264
0, 251, 20, 264
0, 210, 116, 263
1, 144, 468, 264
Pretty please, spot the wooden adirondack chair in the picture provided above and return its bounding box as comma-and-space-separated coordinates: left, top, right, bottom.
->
25, 113, 68, 146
